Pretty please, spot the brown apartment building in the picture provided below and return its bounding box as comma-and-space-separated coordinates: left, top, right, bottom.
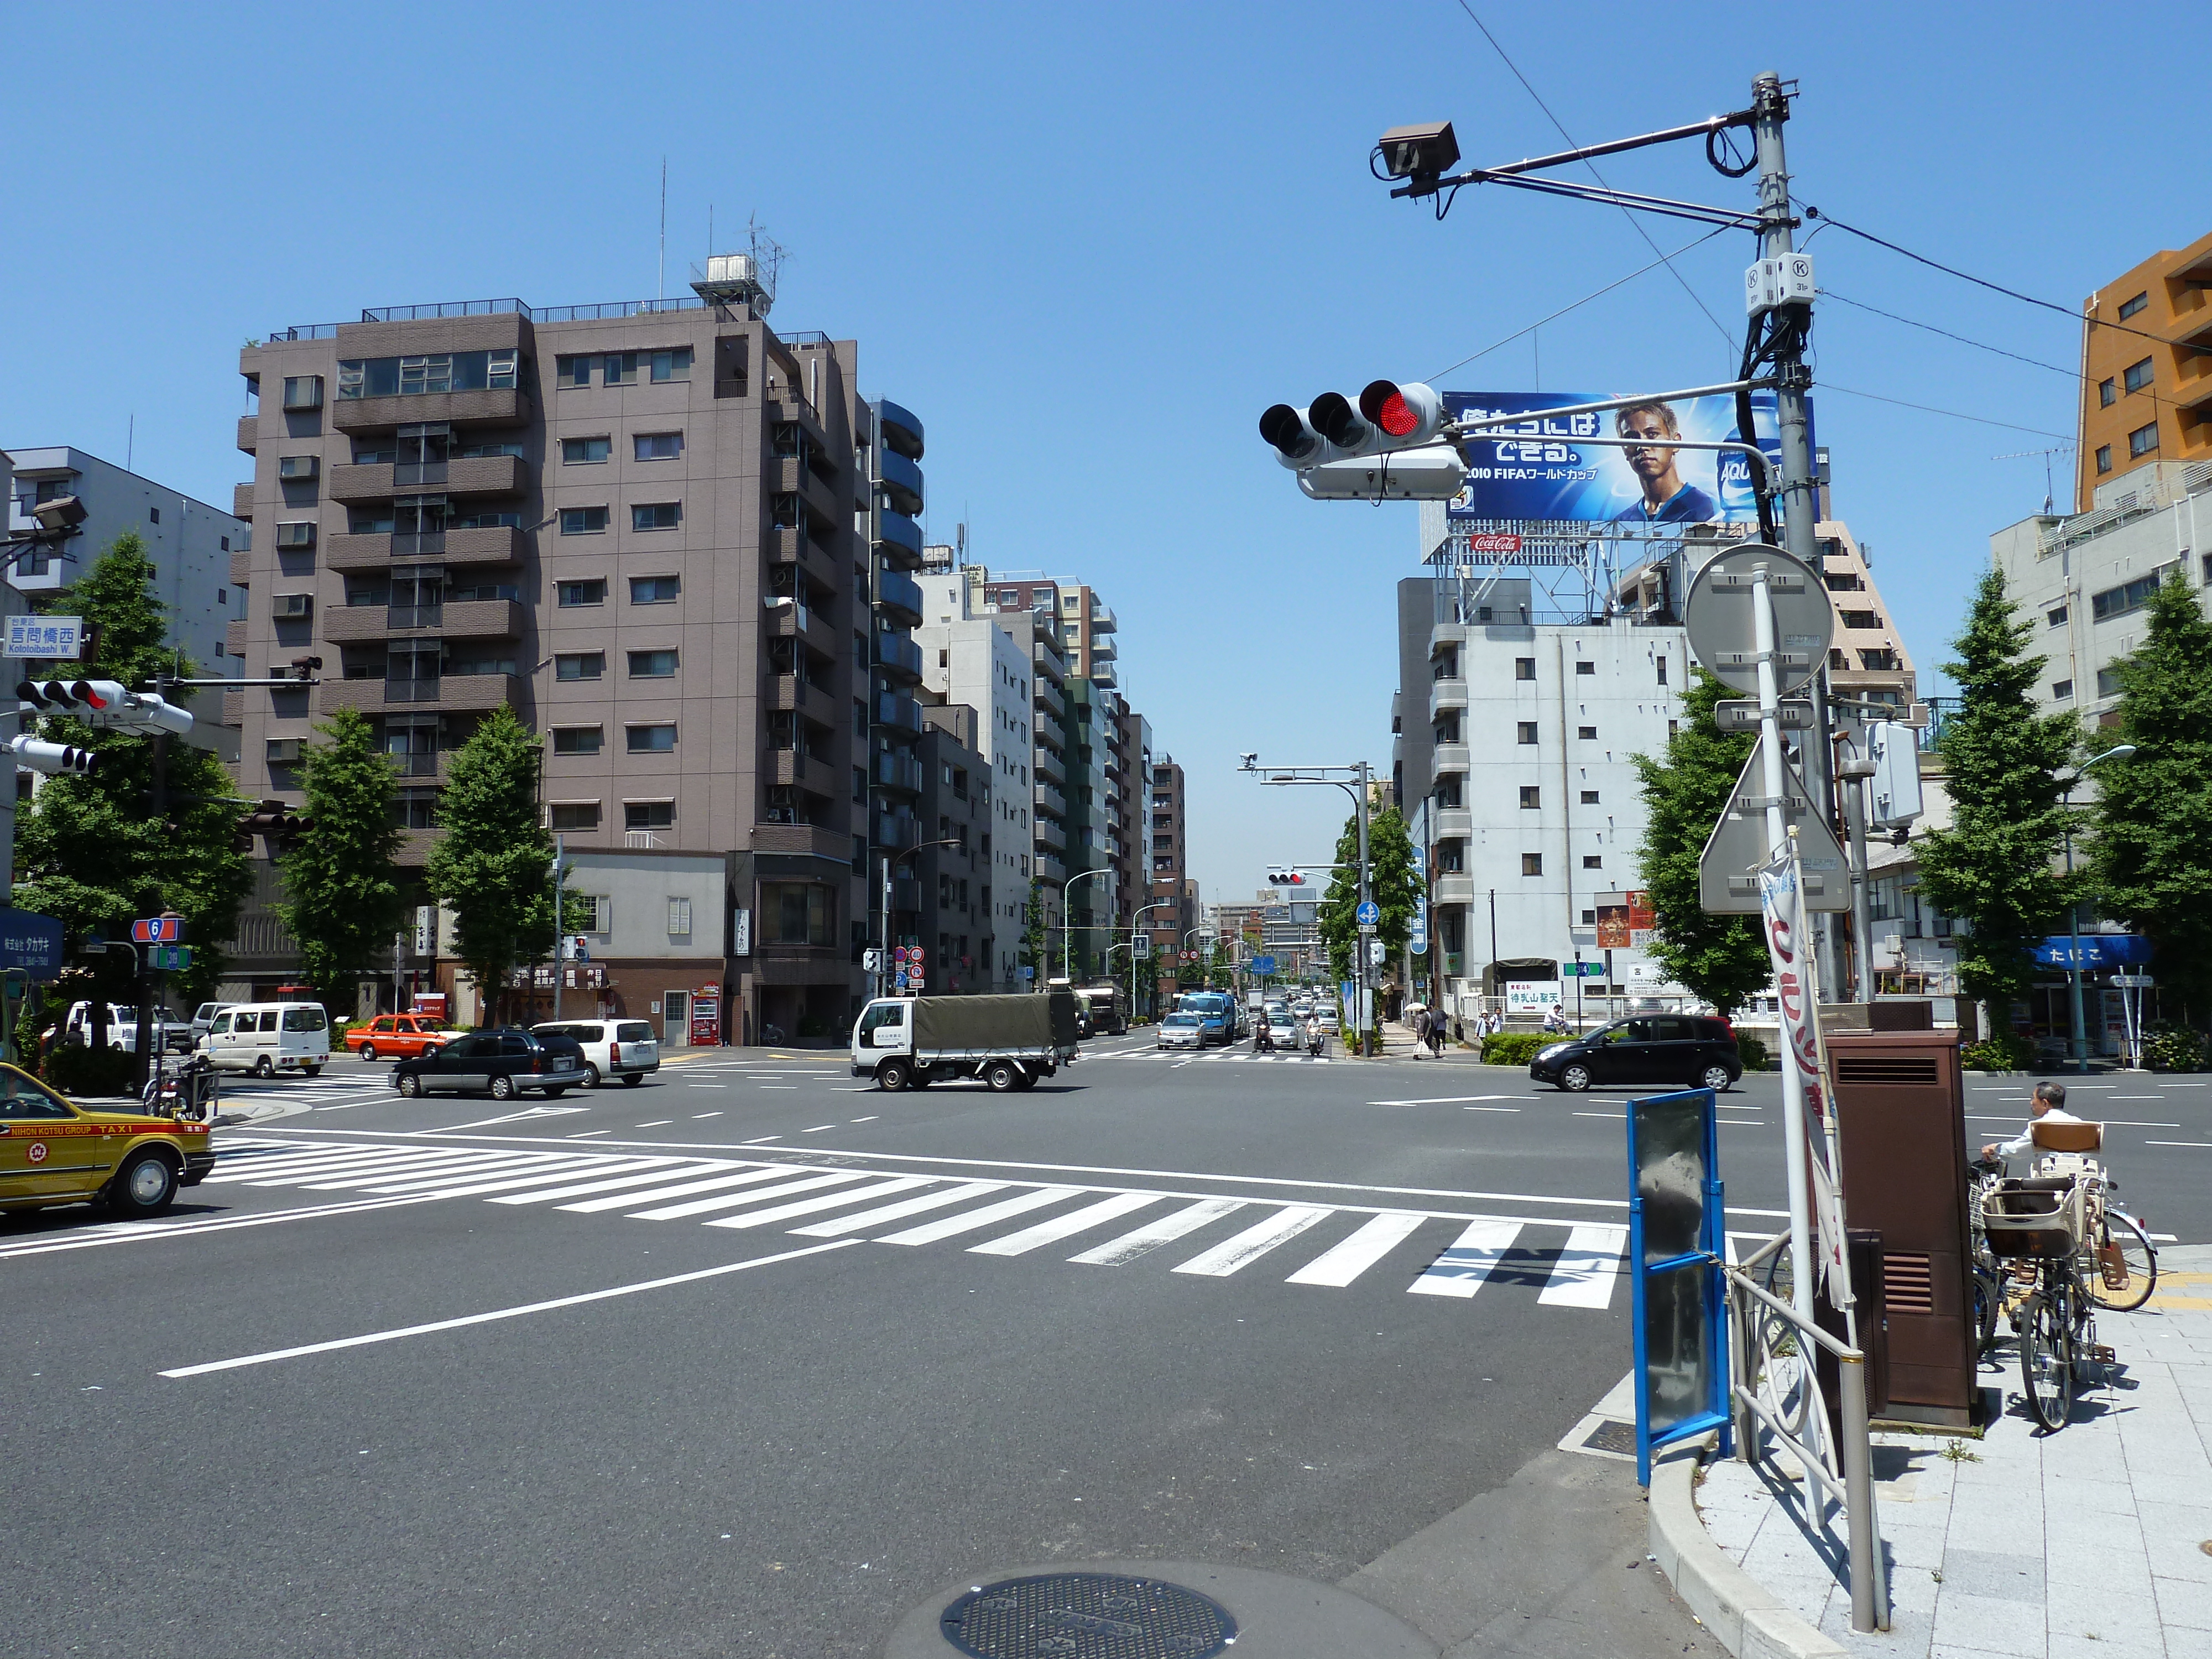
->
1146, 755, 1198, 996
230, 293, 901, 1044
2078, 228, 2212, 507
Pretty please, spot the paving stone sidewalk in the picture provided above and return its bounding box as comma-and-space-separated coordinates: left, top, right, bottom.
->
1696, 1243, 2212, 1659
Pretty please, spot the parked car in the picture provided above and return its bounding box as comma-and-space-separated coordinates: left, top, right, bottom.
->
0, 1063, 213, 1218
197, 1003, 331, 1077
346, 1013, 453, 1062
392, 1029, 591, 1100
1528, 1014, 1743, 1093
530, 1019, 660, 1087
1156, 1011, 1204, 1051
62, 1001, 196, 1055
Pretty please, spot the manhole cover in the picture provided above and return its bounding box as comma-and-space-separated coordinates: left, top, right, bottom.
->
940, 1572, 1237, 1658
1580, 1418, 1640, 1456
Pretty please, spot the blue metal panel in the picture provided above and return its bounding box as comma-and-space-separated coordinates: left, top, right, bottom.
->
877, 399, 925, 461
1627, 1087, 1732, 1485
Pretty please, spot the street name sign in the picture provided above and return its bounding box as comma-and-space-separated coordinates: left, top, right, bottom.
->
1683, 544, 1834, 698
4, 614, 85, 660
1695, 735, 1850, 913
0, 909, 65, 979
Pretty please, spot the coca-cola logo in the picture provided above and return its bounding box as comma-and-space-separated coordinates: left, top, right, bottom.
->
1465, 532, 1523, 556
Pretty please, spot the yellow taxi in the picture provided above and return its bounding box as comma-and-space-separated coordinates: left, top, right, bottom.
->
0, 1063, 213, 1219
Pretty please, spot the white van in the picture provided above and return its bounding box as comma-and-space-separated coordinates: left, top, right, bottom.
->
199, 1003, 331, 1077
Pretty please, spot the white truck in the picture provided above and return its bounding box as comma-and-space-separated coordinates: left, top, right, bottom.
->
64, 1001, 197, 1054
851, 990, 1082, 1093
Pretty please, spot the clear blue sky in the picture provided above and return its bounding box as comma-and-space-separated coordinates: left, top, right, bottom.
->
4, 3, 2197, 907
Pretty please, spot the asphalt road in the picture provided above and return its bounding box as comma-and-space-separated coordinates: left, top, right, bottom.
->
7, 1041, 2204, 1657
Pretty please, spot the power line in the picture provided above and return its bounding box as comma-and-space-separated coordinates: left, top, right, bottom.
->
1426, 228, 1730, 383
1816, 383, 2070, 440
1452, 2, 1737, 349
1819, 291, 2080, 378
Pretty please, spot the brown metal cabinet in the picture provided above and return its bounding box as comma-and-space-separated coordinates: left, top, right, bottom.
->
1826, 1028, 1978, 1427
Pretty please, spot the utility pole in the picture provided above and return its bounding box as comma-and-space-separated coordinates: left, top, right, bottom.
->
551, 835, 566, 1020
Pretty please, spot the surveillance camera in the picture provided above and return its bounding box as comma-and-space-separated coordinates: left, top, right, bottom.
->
1239, 753, 1258, 768
1376, 121, 1459, 183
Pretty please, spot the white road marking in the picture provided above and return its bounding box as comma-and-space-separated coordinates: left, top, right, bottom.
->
568, 1130, 611, 1138
378, 1157, 676, 1201
558, 1167, 787, 1213
1285, 1212, 1429, 1287
351, 1154, 575, 1192
691, 1113, 721, 1119
803, 1124, 837, 1133
969, 1193, 1160, 1257
849, 1115, 879, 1124
488, 1162, 731, 1206
1538, 1224, 1630, 1308
0, 1194, 448, 1260
743, 1135, 781, 1144
1966, 1115, 2178, 1128
635, 1120, 674, 1128
158, 1240, 865, 1378
758, 1086, 798, 1091
1408, 1219, 1524, 1299
1370, 1095, 1525, 1107
789, 1181, 1008, 1238
877, 1187, 1084, 1246
1172, 1206, 1332, 1277
629, 1170, 877, 1222
2145, 1140, 2212, 1149
704, 1176, 932, 1230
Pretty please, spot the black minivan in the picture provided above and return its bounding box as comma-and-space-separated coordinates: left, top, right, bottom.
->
1528, 1014, 1743, 1093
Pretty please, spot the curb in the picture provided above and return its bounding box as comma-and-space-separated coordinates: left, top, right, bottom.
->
1647, 1434, 1844, 1659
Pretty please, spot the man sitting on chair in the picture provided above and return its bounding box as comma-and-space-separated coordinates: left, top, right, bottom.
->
1980, 1079, 2089, 1162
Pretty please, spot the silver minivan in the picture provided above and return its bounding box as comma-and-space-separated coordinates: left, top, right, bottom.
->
529, 1019, 660, 1087
200, 1003, 331, 1077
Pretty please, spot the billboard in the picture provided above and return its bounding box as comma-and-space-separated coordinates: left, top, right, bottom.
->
1444, 390, 1802, 526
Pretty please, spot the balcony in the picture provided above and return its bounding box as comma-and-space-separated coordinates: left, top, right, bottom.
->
772, 455, 844, 519
1032, 638, 1067, 679
769, 674, 816, 713
1033, 675, 1065, 719
875, 510, 924, 571
876, 693, 922, 735
231, 548, 252, 586
236, 416, 258, 455
1035, 781, 1067, 820
751, 821, 850, 860
1428, 679, 1468, 722
324, 597, 524, 644
878, 448, 925, 518
232, 483, 255, 520
1035, 817, 1068, 853
1035, 851, 1066, 884
770, 750, 835, 795
1431, 743, 1470, 776
1433, 872, 1477, 906
1088, 602, 1116, 633
877, 813, 919, 851
768, 601, 839, 659
328, 455, 526, 503
876, 632, 924, 684
317, 672, 519, 716
1089, 660, 1118, 688
332, 387, 531, 434
1032, 745, 1066, 785
1433, 806, 1473, 839
875, 748, 924, 794
225, 619, 247, 656
324, 525, 526, 571
877, 399, 924, 461
876, 566, 924, 627
1088, 633, 1118, 663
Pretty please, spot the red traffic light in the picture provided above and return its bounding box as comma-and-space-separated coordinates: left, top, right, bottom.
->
1358, 380, 1443, 441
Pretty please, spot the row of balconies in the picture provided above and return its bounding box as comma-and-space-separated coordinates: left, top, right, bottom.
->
326, 455, 528, 503
316, 597, 525, 645
1035, 781, 1067, 820
314, 671, 521, 717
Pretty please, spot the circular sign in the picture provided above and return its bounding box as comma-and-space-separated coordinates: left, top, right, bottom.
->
1356, 900, 1381, 926
27, 1141, 48, 1164
1683, 542, 1834, 697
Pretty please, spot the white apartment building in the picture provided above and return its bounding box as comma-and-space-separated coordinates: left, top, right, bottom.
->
1991, 458, 2212, 723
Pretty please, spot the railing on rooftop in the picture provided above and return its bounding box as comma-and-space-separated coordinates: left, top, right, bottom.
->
534, 297, 709, 323
265, 325, 341, 342
362, 299, 532, 323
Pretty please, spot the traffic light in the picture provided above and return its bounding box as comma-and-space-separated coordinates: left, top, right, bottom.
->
1259, 380, 1448, 468
15, 677, 194, 737
236, 799, 314, 854
1266, 867, 1307, 886
7, 734, 98, 776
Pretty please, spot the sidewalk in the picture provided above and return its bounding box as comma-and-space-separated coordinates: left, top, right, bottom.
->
1679, 1243, 2212, 1659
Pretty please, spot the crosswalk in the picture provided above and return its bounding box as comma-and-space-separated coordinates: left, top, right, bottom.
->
155, 1138, 1630, 1308
1084, 1046, 1335, 1065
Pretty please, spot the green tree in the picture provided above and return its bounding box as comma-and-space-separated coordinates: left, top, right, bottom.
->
273, 707, 404, 1013
12, 533, 250, 1005
1316, 802, 1423, 984
2088, 567, 2212, 1018
424, 707, 557, 1025
1631, 667, 1773, 1016
1916, 570, 2080, 1014
1017, 879, 1045, 981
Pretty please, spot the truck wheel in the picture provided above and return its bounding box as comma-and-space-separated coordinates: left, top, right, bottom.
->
878, 1059, 912, 1093
985, 1061, 1020, 1092
1013, 1068, 1040, 1091
622, 1073, 645, 1087
108, 1152, 178, 1218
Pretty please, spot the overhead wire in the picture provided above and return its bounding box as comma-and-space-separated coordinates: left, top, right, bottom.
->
1819, 291, 2080, 378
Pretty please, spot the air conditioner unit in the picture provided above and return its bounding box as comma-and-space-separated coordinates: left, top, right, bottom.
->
265, 738, 304, 763
273, 593, 314, 619
275, 522, 317, 549
278, 455, 320, 482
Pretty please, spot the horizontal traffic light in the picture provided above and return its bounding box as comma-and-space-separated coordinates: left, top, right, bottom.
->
7, 735, 98, 776
236, 799, 315, 853
1260, 380, 1448, 470
14, 678, 193, 737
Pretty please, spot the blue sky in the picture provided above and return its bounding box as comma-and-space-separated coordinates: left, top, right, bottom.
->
3, 3, 2195, 907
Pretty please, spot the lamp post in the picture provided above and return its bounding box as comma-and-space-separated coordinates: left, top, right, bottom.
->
1243, 758, 1375, 1053
1062, 867, 1112, 984
1130, 899, 1173, 1021
2059, 744, 2136, 1071
881, 837, 965, 997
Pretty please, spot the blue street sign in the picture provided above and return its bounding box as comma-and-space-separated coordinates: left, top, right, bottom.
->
1355, 900, 1380, 927
1564, 962, 1605, 978
1018, 965, 1034, 979
1251, 955, 1277, 975
0, 909, 65, 981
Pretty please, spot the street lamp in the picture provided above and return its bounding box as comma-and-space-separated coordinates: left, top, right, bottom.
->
2059, 744, 2136, 1071
881, 836, 966, 997
1062, 867, 1112, 985
1243, 757, 1376, 1054
1130, 898, 1174, 1020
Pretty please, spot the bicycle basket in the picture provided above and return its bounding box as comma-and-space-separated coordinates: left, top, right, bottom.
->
1981, 1177, 2085, 1259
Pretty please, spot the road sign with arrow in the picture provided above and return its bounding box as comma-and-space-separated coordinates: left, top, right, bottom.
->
1695, 735, 1850, 913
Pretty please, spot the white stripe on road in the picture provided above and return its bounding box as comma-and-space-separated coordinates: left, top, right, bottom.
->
1285, 1212, 1430, 1287
877, 1187, 1084, 1246
361, 1154, 576, 1191
1368, 1095, 1525, 1107
1408, 1219, 1524, 1298
289, 1151, 534, 1189
384, 1158, 677, 1201
1068, 1199, 1246, 1266
787, 1181, 1009, 1238
1172, 1207, 1332, 1277
703, 1177, 933, 1230
1538, 1224, 1630, 1308
628, 1170, 875, 1221
0, 1193, 449, 1260
488, 1162, 733, 1206
557, 1166, 790, 1213
969, 1193, 1161, 1257
158, 1240, 866, 1378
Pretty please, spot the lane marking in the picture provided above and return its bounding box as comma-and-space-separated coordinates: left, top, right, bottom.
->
1965, 1115, 2179, 1128
1285, 1212, 1429, 1287
704, 1176, 933, 1231
158, 1240, 866, 1378
803, 1124, 837, 1133
969, 1192, 1160, 1257
1370, 1095, 1526, 1107
789, 1181, 1008, 1238
2145, 1140, 2212, 1149
0, 1194, 447, 1260
849, 1115, 879, 1124
568, 1130, 611, 1138
1538, 1224, 1630, 1308
691, 1113, 722, 1119
877, 1187, 1083, 1246
635, 1120, 673, 1128
1408, 1219, 1524, 1298
629, 1170, 876, 1222
1172, 1206, 1332, 1277
742, 1135, 781, 1144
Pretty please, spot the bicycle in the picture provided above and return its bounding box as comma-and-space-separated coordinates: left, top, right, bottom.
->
1981, 1172, 2096, 1431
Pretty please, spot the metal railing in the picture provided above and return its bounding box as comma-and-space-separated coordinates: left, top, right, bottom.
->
1725, 1233, 1888, 1634
361, 299, 530, 322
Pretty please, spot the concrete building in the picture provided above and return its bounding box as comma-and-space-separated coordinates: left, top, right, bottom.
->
860, 399, 932, 987
1146, 754, 1197, 997
6, 446, 246, 695
229, 291, 879, 1042
915, 700, 996, 992
2078, 229, 2212, 507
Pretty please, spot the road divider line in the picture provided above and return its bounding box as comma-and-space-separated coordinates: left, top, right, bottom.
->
1369, 1095, 1526, 1107
158, 1240, 866, 1379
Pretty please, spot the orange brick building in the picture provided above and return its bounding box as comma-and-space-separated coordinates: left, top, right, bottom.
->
2078, 228, 2212, 505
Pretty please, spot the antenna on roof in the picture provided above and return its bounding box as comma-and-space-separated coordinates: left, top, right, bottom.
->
1993, 445, 2075, 515
690, 213, 786, 316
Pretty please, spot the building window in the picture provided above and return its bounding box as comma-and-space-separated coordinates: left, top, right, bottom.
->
650, 348, 693, 383
1840, 609, 1882, 630
666, 896, 693, 938
335, 352, 512, 399
1860, 648, 1898, 671
556, 356, 594, 387
550, 802, 601, 831
562, 437, 611, 465
148, 507, 160, 524
556, 579, 606, 607
1577, 725, 1597, 740
2128, 420, 2158, 459
1655, 658, 1667, 685
2095, 445, 2112, 474
627, 649, 678, 677
560, 507, 608, 535
634, 432, 684, 460
1515, 658, 1536, 681
2096, 666, 2124, 698
2117, 291, 2148, 321
2047, 604, 2068, 628
1519, 786, 1541, 809
2123, 357, 2154, 395
1521, 853, 1543, 877
275, 521, 316, 549
761, 882, 834, 946
1516, 721, 1538, 744
630, 575, 680, 603
626, 724, 677, 753
623, 800, 675, 831
631, 502, 681, 531
2091, 569, 2167, 622
2098, 378, 2116, 408
1574, 659, 1595, 675
392, 790, 438, 830
282, 375, 323, 410
552, 727, 603, 755
2051, 680, 2073, 701
1583, 855, 1603, 870
1580, 789, 1599, 805
603, 353, 638, 387
554, 651, 605, 681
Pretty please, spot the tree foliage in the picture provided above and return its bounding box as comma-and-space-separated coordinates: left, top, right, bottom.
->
1914, 570, 2080, 1010
2088, 567, 2212, 1016
1018, 879, 1045, 977
12, 533, 249, 1004
1631, 667, 1772, 1016
423, 707, 556, 1023
274, 707, 404, 1012
1317, 802, 1423, 985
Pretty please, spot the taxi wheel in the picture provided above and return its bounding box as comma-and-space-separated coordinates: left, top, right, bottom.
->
108, 1152, 178, 1218
358, 1045, 378, 1062
397, 1073, 422, 1098
490, 1075, 517, 1101
583, 1063, 603, 1089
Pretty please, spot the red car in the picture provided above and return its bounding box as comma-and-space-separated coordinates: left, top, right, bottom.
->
347, 1014, 453, 1062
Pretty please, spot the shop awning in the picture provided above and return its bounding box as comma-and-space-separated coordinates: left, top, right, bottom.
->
2032, 934, 2152, 968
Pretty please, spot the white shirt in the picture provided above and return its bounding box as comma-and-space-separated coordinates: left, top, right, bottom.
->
1995, 1106, 2086, 1157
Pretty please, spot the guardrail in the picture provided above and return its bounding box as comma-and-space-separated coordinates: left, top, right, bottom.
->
1724, 1232, 1888, 1634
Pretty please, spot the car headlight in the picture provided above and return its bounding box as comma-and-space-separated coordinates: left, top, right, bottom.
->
1537, 1043, 1572, 1061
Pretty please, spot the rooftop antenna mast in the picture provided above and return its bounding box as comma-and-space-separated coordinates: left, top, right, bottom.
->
1993, 445, 2075, 515
688, 212, 787, 316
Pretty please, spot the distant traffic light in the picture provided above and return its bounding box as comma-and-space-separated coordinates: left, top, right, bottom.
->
1266, 867, 1307, 886
16, 677, 195, 737
237, 799, 314, 854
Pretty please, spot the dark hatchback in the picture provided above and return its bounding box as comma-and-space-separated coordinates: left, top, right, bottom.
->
1528, 1014, 1743, 1093
392, 1028, 593, 1100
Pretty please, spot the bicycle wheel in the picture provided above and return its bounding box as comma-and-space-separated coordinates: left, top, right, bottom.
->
2086, 1213, 2158, 1313
2020, 1285, 2075, 1432
1972, 1269, 2001, 1356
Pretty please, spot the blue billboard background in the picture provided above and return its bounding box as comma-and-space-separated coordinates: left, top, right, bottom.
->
1444, 390, 1802, 525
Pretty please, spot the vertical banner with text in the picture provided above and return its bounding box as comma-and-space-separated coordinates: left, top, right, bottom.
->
1757, 843, 1853, 1308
